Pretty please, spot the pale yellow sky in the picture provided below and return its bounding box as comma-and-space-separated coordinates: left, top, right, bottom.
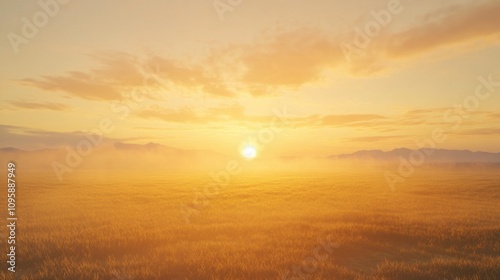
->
1, 0, 500, 157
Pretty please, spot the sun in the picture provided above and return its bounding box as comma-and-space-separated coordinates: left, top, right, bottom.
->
241, 145, 257, 159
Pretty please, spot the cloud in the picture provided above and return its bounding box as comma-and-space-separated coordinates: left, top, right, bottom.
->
386, 2, 500, 58
2, 106, 498, 150
20, 31, 343, 99
231, 2, 500, 93
287, 108, 499, 133
133, 106, 496, 130
136, 108, 206, 124
402, 108, 450, 115
320, 114, 386, 126
343, 135, 409, 142
134, 106, 388, 129
16, 2, 500, 100
18, 51, 235, 101
208, 104, 245, 118
0, 125, 90, 150
147, 56, 235, 97
450, 128, 500, 136
90, 51, 146, 88
221, 2, 500, 94
135, 104, 266, 124
237, 28, 343, 95
488, 113, 500, 119
0, 125, 136, 150
19, 71, 122, 101
8, 101, 71, 111
18, 51, 149, 102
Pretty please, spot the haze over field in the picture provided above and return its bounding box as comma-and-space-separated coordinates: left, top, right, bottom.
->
1, 0, 500, 279
1, 144, 500, 181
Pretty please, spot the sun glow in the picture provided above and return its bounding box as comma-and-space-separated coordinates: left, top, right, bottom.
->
242, 145, 257, 159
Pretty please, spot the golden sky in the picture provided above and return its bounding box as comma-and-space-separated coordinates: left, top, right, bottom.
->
1, 0, 500, 157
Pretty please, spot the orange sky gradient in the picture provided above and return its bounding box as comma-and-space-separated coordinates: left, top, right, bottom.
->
1, 0, 500, 159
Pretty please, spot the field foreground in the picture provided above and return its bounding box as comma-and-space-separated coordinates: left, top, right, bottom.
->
3, 168, 500, 280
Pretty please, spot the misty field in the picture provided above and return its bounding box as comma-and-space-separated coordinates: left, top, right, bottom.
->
3, 168, 500, 280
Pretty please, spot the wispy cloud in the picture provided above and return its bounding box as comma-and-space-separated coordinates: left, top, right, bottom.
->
19, 71, 122, 101
450, 128, 500, 136
0, 125, 135, 150
147, 56, 235, 97
321, 114, 387, 126
343, 135, 409, 143
386, 2, 500, 58
8, 101, 71, 111
135, 104, 265, 124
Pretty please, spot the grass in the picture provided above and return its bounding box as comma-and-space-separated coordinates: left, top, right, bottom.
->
1, 168, 499, 279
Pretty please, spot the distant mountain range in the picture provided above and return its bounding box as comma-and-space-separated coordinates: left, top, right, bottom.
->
332, 148, 500, 163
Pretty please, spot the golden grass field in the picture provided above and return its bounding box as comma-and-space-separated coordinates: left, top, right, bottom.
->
3, 168, 499, 279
